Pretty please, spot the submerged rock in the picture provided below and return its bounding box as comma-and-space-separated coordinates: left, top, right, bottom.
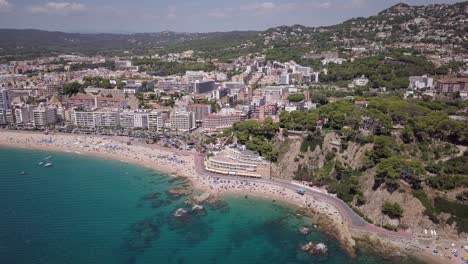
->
301, 242, 328, 255
122, 216, 163, 252
184, 198, 197, 206
191, 204, 204, 211
151, 199, 165, 208
299, 227, 311, 235
204, 195, 230, 212
168, 176, 189, 184
204, 195, 221, 204
167, 187, 193, 199
142, 192, 160, 200
173, 208, 188, 217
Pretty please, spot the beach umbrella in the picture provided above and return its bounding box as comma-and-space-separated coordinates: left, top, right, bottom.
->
464, 254, 468, 261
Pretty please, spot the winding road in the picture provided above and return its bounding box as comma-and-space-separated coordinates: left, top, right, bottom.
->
193, 153, 413, 240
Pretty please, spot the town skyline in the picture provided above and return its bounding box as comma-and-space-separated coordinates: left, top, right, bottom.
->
0, 0, 465, 33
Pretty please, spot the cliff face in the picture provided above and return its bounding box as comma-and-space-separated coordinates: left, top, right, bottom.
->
359, 170, 427, 230
273, 131, 465, 239
273, 131, 372, 180
273, 136, 304, 179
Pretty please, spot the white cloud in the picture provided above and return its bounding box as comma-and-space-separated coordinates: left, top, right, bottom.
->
165, 13, 177, 19
30, 2, 86, 15
318, 1, 332, 8
208, 10, 226, 18
241, 2, 276, 12
0, 0, 12, 12
208, 7, 237, 19
240, 2, 296, 15
350, 0, 368, 8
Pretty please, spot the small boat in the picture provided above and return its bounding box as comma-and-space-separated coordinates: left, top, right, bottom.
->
20, 171, 26, 175
44, 163, 53, 167
38, 162, 43, 165
44, 156, 52, 160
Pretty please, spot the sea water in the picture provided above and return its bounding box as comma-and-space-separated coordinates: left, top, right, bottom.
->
0, 148, 418, 264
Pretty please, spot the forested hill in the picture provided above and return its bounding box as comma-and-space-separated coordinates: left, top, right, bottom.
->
0, 29, 258, 57
1, 1, 466, 59
259, 2, 468, 52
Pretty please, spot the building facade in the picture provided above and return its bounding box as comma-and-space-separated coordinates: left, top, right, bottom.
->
93, 109, 120, 127
148, 111, 164, 132
193, 80, 216, 94
32, 103, 57, 128
435, 78, 468, 99
68, 96, 127, 109
204, 145, 270, 178
170, 111, 195, 132
202, 114, 242, 131
187, 104, 211, 122
0, 89, 10, 125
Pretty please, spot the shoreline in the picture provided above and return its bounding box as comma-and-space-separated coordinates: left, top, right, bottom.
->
0, 130, 458, 263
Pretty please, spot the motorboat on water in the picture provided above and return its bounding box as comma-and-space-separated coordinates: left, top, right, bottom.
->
44, 156, 52, 160
38, 162, 44, 165
44, 163, 53, 167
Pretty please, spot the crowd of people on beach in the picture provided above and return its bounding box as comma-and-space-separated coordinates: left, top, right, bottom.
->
1, 132, 195, 179
194, 176, 342, 223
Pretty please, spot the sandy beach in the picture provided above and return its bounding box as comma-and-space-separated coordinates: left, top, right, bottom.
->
0, 130, 343, 223
1, 130, 466, 264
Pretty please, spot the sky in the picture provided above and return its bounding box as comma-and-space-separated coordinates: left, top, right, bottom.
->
0, 0, 464, 33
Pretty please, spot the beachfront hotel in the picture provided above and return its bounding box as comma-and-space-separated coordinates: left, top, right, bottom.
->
204, 145, 271, 178
72, 108, 120, 128
170, 111, 195, 132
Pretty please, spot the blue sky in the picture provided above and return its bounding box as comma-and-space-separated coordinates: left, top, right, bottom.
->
0, 0, 464, 33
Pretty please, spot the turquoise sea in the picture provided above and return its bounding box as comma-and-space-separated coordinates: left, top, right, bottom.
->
0, 147, 416, 264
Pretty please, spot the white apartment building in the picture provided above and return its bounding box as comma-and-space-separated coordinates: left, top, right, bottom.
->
72, 108, 120, 128
170, 111, 195, 132
148, 111, 164, 132
204, 145, 270, 178
72, 111, 95, 128
0, 89, 10, 125
294, 66, 311, 76
123, 84, 143, 94
93, 109, 120, 127
119, 110, 135, 128
409, 75, 434, 90
33, 103, 57, 128
185, 71, 205, 82
352, 75, 370, 87
0, 108, 6, 125
280, 73, 290, 85
321, 58, 346, 65
119, 110, 152, 129
14, 104, 34, 125
0, 89, 9, 109
134, 111, 149, 128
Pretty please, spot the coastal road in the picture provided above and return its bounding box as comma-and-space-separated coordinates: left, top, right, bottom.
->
193, 154, 413, 240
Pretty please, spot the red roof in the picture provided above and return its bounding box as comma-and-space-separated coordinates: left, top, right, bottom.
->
205, 113, 241, 118
436, 78, 468, 84
69, 95, 126, 102
354, 100, 368, 105
188, 104, 210, 108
